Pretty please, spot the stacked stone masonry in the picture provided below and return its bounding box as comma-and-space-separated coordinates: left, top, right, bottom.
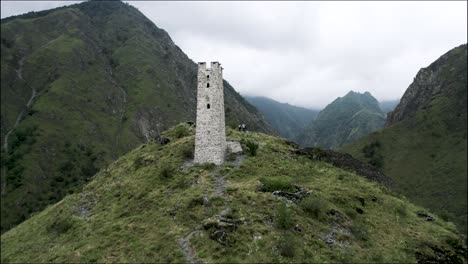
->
194, 62, 226, 165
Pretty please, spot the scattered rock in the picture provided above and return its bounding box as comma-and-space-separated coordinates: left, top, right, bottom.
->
73, 192, 96, 218
357, 197, 366, 206
293, 224, 303, 233
226, 140, 243, 154
417, 211, 436, 221
415, 245, 464, 264
327, 209, 348, 223
272, 187, 311, 203
202, 215, 243, 245
159, 137, 170, 145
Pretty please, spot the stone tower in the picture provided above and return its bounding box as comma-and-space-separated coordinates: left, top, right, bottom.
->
194, 62, 226, 165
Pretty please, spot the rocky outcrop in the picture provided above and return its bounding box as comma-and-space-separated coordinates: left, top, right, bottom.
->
386, 44, 467, 127
295, 147, 394, 188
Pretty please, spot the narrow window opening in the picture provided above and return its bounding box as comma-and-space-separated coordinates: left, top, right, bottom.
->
207, 83, 210, 88
207, 75, 210, 79
207, 104, 210, 109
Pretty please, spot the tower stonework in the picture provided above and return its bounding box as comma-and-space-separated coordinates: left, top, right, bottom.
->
194, 62, 226, 165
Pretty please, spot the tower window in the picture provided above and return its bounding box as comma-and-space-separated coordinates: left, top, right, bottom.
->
207, 104, 210, 109
207, 83, 210, 88
207, 75, 210, 79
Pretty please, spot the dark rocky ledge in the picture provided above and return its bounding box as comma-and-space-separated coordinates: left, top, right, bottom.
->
295, 147, 395, 188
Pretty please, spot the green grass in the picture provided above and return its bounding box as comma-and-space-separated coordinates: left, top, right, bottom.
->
1, 126, 465, 263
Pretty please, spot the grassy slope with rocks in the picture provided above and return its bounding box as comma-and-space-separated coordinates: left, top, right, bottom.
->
297, 91, 385, 149
245, 96, 320, 141
342, 44, 467, 234
0, 0, 272, 233
1, 124, 466, 263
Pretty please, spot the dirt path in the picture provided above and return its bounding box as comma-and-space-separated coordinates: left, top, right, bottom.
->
178, 154, 246, 263
178, 229, 202, 264
1, 56, 37, 195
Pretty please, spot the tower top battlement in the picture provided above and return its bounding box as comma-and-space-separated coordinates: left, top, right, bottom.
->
197, 62, 222, 71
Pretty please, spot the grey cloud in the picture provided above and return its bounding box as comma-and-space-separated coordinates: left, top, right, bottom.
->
1, 1, 466, 108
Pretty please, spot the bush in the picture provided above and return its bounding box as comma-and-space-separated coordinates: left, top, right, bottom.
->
278, 232, 297, 258
369, 154, 384, 168
133, 156, 144, 169
245, 140, 259, 156
300, 196, 329, 220
362, 140, 384, 168
181, 145, 194, 159
394, 202, 408, 217
159, 164, 175, 179
174, 124, 190, 139
351, 222, 369, 241
187, 196, 205, 208
259, 176, 295, 192
275, 202, 293, 229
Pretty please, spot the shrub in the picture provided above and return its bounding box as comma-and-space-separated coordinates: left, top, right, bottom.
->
259, 176, 295, 192
187, 196, 205, 208
351, 222, 369, 241
369, 154, 384, 168
174, 124, 190, 139
278, 232, 297, 257
133, 156, 144, 169
362, 140, 384, 168
300, 196, 329, 220
394, 202, 408, 217
159, 164, 175, 179
275, 202, 293, 229
245, 140, 259, 156
47, 217, 73, 234
181, 145, 194, 159
344, 207, 358, 219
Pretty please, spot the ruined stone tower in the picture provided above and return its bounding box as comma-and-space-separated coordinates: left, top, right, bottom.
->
194, 62, 226, 165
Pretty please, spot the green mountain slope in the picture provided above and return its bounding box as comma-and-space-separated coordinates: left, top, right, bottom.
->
1, 125, 466, 263
245, 96, 319, 140
297, 91, 386, 149
342, 44, 467, 233
0, 0, 272, 233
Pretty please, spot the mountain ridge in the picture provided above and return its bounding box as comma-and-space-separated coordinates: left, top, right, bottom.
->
245, 96, 319, 141
0, 0, 272, 233
296, 91, 385, 149
342, 44, 467, 233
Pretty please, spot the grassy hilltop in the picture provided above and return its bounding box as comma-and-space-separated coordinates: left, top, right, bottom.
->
1, 125, 465, 263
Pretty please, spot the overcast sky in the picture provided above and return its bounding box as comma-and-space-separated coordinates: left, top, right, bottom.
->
1, 1, 467, 109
